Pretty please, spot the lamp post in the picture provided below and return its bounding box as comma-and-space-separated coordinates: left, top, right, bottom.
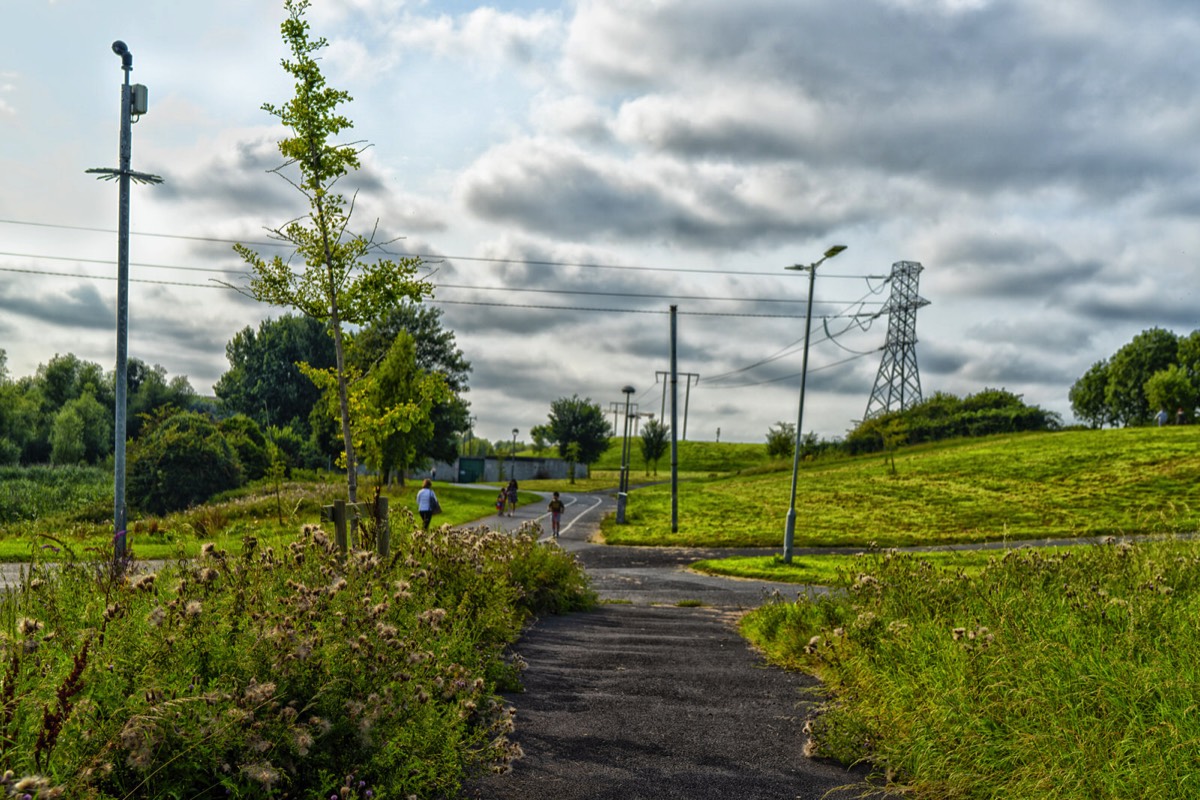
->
86, 41, 162, 565
782, 245, 847, 563
511, 428, 518, 479
616, 385, 635, 523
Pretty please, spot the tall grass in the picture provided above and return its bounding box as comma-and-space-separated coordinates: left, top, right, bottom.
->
741, 538, 1200, 799
0, 465, 111, 525
0, 522, 593, 797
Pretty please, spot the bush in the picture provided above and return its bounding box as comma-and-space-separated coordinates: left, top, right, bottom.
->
220, 414, 271, 481
127, 410, 244, 515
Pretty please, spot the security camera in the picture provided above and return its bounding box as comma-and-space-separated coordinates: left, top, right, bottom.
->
111, 40, 128, 56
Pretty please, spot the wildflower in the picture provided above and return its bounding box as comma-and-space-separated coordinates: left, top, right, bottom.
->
243, 679, 276, 707
804, 635, 821, 654
198, 567, 219, 584
240, 763, 280, 788
200, 542, 216, 556
184, 600, 202, 618
146, 607, 166, 627
16, 618, 42, 637
129, 573, 156, 591
952, 627, 966, 641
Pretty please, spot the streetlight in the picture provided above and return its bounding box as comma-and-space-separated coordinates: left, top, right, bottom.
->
511, 428, 519, 479
616, 385, 635, 523
86, 40, 162, 565
782, 245, 847, 563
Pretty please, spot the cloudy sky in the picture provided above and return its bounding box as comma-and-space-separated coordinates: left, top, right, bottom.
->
3, 0, 1198, 444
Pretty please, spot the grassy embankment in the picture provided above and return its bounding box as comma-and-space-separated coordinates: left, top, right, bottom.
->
604, 427, 1200, 549
0, 467, 528, 561
741, 539, 1200, 798
669, 427, 1200, 798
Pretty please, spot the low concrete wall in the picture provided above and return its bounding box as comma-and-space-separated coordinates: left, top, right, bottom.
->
417, 456, 589, 483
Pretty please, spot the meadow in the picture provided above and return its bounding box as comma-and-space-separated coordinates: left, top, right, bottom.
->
740, 538, 1200, 799
604, 427, 1200, 548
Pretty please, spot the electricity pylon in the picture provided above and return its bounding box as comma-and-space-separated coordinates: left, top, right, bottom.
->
864, 261, 929, 419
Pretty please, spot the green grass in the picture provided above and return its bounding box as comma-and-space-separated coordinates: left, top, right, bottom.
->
740, 537, 1200, 798
604, 428, 1200, 548
591, 438, 769, 473
0, 473, 510, 561
691, 547, 1017, 585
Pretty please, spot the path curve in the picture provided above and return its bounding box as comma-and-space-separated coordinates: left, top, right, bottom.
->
466, 489, 886, 799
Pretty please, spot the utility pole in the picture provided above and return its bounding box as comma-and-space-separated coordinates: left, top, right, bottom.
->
87, 41, 161, 564
657, 370, 698, 439
669, 307, 679, 533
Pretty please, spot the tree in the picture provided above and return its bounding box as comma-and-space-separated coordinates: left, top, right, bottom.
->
351, 304, 471, 465
1104, 328, 1178, 427
546, 396, 611, 478
219, 414, 272, 482
1069, 360, 1111, 428
214, 314, 335, 436
530, 424, 553, 455
233, 0, 429, 503
765, 421, 795, 460
639, 418, 669, 475
49, 406, 85, 465
1144, 365, 1193, 423
313, 331, 448, 486
125, 360, 196, 440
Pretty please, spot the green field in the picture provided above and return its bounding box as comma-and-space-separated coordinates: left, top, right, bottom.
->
605, 427, 1200, 548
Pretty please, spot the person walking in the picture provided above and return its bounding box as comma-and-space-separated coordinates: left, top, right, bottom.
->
416, 478, 439, 531
548, 491, 565, 538
506, 478, 519, 517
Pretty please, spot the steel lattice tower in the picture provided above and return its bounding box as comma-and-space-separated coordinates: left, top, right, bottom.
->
864, 261, 930, 419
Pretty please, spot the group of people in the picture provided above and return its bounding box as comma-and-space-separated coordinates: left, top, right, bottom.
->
415, 476, 566, 537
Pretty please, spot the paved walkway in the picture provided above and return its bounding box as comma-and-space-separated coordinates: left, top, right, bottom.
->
465, 488, 887, 800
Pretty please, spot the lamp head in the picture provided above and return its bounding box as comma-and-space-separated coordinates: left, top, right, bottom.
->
824, 245, 848, 259
622, 385, 635, 395
111, 40, 132, 68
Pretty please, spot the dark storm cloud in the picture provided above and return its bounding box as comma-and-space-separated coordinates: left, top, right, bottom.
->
0, 282, 111, 330
153, 137, 297, 214
933, 235, 1105, 300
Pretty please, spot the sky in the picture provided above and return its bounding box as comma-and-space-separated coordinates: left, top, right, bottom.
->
3, 0, 1199, 445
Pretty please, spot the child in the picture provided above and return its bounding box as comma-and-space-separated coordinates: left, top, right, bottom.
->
495, 490, 507, 516
547, 491, 565, 538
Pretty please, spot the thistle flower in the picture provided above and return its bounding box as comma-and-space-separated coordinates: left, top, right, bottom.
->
16, 618, 42, 637
129, 573, 156, 592
184, 600, 202, 619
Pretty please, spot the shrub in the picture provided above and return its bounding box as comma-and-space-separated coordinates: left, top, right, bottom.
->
0, 523, 592, 797
220, 414, 272, 481
127, 410, 244, 515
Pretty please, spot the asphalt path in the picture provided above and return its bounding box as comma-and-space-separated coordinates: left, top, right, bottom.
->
464, 488, 887, 799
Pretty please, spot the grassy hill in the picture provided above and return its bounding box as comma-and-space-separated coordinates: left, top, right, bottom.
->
590, 437, 770, 474
604, 427, 1200, 548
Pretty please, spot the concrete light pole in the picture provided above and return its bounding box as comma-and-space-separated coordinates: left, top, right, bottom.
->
87, 41, 161, 564
616, 385, 635, 523
782, 245, 847, 563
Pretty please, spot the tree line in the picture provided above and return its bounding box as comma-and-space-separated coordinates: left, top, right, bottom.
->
1069, 327, 1200, 427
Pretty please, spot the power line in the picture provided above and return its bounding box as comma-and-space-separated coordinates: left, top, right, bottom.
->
0, 216, 886, 280
705, 350, 879, 390
0, 258, 882, 313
